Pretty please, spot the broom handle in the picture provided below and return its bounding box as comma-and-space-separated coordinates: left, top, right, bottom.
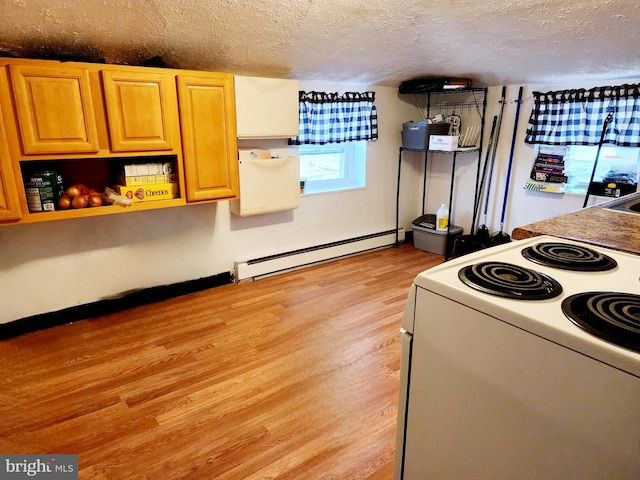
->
498, 86, 524, 230
472, 115, 498, 233
481, 86, 507, 227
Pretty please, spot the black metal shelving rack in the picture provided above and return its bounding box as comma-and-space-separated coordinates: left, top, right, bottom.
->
395, 87, 488, 260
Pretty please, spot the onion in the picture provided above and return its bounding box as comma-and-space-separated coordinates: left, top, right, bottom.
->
87, 194, 102, 207
65, 185, 82, 198
71, 195, 88, 209
57, 195, 71, 210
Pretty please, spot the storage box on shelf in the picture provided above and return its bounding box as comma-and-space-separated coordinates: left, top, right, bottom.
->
401, 122, 450, 150
412, 221, 463, 255
112, 182, 179, 203
117, 173, 176, 187
0, 57, 239, 225
428, 135, 459, 151
112, 160, 179, 202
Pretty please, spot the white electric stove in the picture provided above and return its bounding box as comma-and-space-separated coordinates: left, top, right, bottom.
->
394, 235, 640, 480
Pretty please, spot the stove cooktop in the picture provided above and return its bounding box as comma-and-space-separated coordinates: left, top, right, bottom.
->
457, 240, 637, 352
562, 291, 640, 352
458, 261, 562, 300
410, 235, 640, 375
521, 241, 618, 271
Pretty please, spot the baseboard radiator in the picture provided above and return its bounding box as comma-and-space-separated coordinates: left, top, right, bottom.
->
234, 228, 403, 281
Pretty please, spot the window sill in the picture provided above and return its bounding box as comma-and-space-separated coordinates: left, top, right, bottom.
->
301, 185, 365, 197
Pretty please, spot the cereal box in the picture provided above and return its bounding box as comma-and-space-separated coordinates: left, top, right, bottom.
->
116, 173, 176, 186
112, 182, 179, 202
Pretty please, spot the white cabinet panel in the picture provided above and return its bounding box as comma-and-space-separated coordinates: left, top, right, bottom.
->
234, 76, 299, 139
230, 148, 300, 216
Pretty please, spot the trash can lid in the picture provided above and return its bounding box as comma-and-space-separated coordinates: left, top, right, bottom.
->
412, 214, 436, 229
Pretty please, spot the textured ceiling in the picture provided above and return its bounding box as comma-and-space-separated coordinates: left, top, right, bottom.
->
1, 0, 639, 87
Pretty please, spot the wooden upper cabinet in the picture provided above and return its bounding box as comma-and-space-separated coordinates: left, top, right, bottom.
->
177, 73, 238, 202
0, 151, 21, 221
0, 85, 22, 221
9, 65, 100, 155
102, 70, 177, 152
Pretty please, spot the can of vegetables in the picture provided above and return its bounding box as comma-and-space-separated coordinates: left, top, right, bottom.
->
24, 171, 64, 212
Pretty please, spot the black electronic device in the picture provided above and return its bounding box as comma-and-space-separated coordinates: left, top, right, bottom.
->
398, 78, 472, 94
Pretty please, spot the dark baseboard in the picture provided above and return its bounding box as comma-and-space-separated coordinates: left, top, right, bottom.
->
0, 272, 233, 340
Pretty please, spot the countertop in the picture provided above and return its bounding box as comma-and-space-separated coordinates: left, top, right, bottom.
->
511, 192, 640, 255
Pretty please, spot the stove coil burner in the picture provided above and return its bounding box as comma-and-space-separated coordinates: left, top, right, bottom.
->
521, 242, 617, 271
562, 292, 640, 352
458, 261, 563, 300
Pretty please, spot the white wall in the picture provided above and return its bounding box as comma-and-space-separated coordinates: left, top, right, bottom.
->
0, 80, 418, 324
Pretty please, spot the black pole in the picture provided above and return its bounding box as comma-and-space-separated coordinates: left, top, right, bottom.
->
395, 148, 402, 246
583, 111, 614, 208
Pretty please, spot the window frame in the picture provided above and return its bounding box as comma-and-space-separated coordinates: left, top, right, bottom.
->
298, 141, 366, 195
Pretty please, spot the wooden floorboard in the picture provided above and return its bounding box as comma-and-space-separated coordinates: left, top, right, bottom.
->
0, 244, 442, 479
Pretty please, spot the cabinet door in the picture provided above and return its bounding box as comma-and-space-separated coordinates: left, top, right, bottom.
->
9, 65, 100, 155
177, 73, 238, 202
0, 106, 22, 221
234, 76, 299, 139
102, 70, 177, 152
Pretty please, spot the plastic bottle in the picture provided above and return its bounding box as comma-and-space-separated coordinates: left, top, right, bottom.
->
436, 203, 449, 231
426, 113, 447, 124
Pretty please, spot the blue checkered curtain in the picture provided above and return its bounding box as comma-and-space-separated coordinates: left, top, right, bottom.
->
525, 83, 640, 146
291, 91, 378, 145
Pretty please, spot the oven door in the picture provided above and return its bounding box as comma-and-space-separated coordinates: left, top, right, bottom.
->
393, 327, 412, 480
401, 288, 640, 480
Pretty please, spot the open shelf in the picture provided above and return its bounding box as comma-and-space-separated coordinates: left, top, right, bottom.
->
396, 88, 488, 260
17, 154, 183, 222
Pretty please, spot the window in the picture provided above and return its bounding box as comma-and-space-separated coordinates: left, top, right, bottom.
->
292, 90, 376, 194
299, 141, 366, 194
525, 83, 640, 197
564, 145, 640, 195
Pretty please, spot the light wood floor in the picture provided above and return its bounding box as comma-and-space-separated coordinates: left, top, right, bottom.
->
0, 244, 442, 479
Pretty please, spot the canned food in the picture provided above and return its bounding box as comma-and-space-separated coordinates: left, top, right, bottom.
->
24, 171, 64, 212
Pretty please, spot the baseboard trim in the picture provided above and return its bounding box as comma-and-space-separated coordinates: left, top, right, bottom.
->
0, 272, 233, 340
234, 229, 399, 281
